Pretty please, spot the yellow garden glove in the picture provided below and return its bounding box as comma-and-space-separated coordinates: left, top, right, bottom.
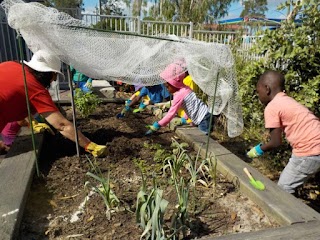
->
31, 120, 55, 135
85, 142, 107, 157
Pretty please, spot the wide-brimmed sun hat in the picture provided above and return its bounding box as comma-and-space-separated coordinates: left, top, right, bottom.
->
160, 60, 187, 89
24, 50, 63, 77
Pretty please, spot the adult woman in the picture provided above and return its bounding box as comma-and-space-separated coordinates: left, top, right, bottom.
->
0, 50, 106, 157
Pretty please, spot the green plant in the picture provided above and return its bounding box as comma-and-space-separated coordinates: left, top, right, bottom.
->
136, 174, 168, 240
85, 156, 120, 220
198, 155, 217, 188
74, 88, 101, 118
163, 138, 191, 183
185, 145, 204, 188
170, 177, 190, 240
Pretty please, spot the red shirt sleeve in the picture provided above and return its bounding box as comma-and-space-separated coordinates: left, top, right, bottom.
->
29, 89, 58, 114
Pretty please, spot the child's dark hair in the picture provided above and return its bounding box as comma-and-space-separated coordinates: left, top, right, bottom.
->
260, 70, 285, 91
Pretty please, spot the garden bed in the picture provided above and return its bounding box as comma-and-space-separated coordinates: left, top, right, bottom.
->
19, 103, 278, 239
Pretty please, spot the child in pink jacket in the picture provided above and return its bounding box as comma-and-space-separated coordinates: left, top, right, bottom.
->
146, 62, 215, 135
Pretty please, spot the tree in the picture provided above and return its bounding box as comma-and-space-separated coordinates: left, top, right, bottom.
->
100, 0, 127, 15
45, 0, 82, 8
240, 0, 268, 18
285, 0, 304, 21
149, 0, 238, 25
132, 0, 146, 17
44, 0, 83, 18
237, 0, 320, 142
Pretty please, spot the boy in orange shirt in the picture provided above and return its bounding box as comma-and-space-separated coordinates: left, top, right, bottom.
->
247, 70, 320, 193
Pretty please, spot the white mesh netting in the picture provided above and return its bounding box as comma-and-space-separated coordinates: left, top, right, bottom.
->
1, 0, 243, 137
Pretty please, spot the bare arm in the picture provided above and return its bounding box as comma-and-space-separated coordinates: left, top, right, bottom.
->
128, 94, 141, 107
41, 111, 91, 148
260, 128, 282, 152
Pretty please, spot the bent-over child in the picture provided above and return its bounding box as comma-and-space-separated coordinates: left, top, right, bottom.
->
246, 70, 320, 193
116, 84, 171, 118
145, 62, 216, 135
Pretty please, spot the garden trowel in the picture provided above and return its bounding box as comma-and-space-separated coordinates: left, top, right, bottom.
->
243, 167, 265, 191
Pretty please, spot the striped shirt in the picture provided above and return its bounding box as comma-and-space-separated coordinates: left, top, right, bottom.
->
182, 92, 208, 125
158, 86, 208, 126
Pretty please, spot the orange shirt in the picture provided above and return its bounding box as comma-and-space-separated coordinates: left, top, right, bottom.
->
264, 92, 320, 157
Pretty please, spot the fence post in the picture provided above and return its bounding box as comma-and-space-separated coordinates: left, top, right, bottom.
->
137, 17, 141, 35
189, 21, 193, 40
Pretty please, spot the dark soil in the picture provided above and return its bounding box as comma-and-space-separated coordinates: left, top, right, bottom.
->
19, 103, 278, 240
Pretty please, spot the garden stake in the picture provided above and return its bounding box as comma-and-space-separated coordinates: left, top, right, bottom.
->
17, 35, 40, 177
205, 71, 219, 160
67, 67, 80, 157
243, 167, 265, 191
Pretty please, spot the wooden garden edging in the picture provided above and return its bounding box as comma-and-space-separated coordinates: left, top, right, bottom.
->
0, 128, 44, 240
211, 220, 320, 240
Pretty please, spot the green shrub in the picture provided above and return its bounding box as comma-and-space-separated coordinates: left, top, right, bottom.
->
74, 89, 101, 118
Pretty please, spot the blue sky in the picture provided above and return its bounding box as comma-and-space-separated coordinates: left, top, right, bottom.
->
83, 0, 288, 20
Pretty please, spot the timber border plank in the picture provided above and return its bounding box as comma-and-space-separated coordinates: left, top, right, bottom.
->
0, 128, 43, 240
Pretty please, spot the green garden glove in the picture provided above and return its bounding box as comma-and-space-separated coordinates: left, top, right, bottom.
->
85, 142, 107, 157
84, 79, 93, 88
133, 102, 147, 113
31, 120, 55, 135
145, 122, 161, 135
247, 144, 264, 158
172, 117, 187, 126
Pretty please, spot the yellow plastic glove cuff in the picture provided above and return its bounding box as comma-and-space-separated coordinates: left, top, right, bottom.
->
85, 142, 107, 157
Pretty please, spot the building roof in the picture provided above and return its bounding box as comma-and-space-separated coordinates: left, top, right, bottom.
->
218, 17, 302, 27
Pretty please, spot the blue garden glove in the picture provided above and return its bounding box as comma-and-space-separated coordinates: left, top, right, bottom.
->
247, 144, 264, 158
145, 122, 161, 135
133, 102, 147, 113
125, 99, 132, 106
116, 100, 132, 118
85, 142, 107, 157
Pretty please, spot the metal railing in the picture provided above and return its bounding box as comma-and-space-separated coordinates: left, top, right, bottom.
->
80, 13, 238, 44
1, 9, 262, 63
